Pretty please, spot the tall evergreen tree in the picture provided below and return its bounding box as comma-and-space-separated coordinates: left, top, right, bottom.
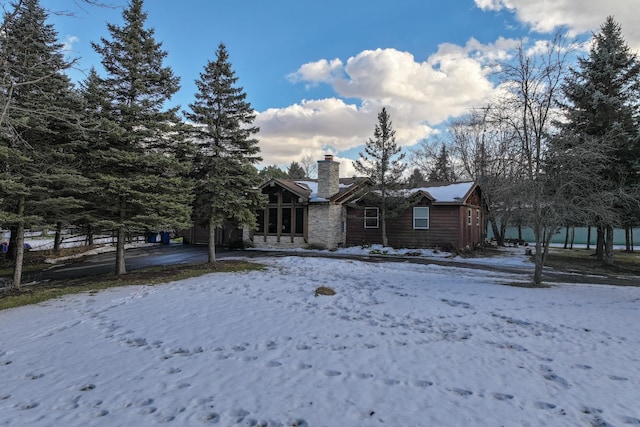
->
287, 161, 306, 179
184, 43, 263, 264
353, 107, 406, 247
0, 0, 87, 289
258, 165, 287, 181
560, 16, 640, 265
90, 0, 193, 274
428, 144, 456, 182
406, 168, 426, 188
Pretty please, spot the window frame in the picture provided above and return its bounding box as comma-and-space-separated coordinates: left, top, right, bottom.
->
413, 206, 430, 230
467, 208, 472, 226
476, 209, 480, 226
364, 207, 379, 229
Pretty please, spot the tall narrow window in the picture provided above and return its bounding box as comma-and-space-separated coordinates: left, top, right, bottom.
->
295, 208, 304, 234
476, 209, 480, 226
467, 208, 472, 226
364, 207, 379, 229
413, 207, 429, 229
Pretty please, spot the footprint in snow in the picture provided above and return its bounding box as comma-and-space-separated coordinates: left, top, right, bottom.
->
573, 364, 592, 370
324, 370, 341, 377
450, 388, 473, 397
441, 299, 473, 309
201, 412, 220, 423
619, 416, 640, 425
356, 373, 374, 379
18, 401, 39, 410
413, 380, 433, 388
139, 406, 157, 415
25, 372, 44, 380
540, 365, 570, 389
534, 401, 556, 410
492, 392, 514, 401
94, 409, 109, 417
609, 375, 628, 381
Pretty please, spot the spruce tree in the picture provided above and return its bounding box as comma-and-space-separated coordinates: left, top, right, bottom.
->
560, 16, 640, 265
0, 0, 87, 288
353, 107, 406, 247
406, 168, 426, 188
185, 43, 263, 264
258, 165, 287, 181
428, 144, 456, 182
90, 0, 193, 274
287, 161, 306, 179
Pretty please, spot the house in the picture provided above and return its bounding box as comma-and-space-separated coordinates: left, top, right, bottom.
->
345, 181, 486, 250
243, 155, 485, 251
243, 155, 367, 249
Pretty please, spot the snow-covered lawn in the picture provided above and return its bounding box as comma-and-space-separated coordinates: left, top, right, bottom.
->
1, 255, 639, 426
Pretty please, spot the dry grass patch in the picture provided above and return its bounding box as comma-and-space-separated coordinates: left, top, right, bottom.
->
544, 248, 640, 276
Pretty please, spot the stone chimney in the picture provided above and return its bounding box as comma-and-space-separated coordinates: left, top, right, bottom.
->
317, 154, 340, 199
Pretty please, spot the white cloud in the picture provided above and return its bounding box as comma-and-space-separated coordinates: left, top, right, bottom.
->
474, 0, 640, 50
62, 35, 79, 53
286, 58, 343, 87
256, 40, 521, 173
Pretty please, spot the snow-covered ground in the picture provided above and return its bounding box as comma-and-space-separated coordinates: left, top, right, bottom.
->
1, 253, 639, 426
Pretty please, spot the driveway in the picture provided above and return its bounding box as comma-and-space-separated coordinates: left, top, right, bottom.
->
10, 243, 640, 287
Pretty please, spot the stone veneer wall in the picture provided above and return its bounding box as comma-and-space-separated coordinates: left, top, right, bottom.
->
243, 231, 308, 249
307, 204, 345, 249
316, 158, 340, 200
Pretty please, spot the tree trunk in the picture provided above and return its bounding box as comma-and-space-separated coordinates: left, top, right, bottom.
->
208, 216, 217, 264
586, 226, 591, 250
596, 225, 604, 261
563, 225, 570, 249
625, 226, 631, 252
115, 196, 127, 274
533, 239, 543, 285
11, 196, 26, 290
381, 207, 388, 247
604, 224, 614, 266
532, 221, 544, 286
569, 226, 575, 249
53, 222, 63, 253
87, 224, 94, 246
115, 226, 126, 274
490, 221, 504, 246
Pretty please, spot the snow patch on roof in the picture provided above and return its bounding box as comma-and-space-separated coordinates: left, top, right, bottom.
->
412, 182, 474, 202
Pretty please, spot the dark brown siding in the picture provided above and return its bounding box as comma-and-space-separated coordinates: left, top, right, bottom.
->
345, 185, 486, 249
346, 204, 463, 248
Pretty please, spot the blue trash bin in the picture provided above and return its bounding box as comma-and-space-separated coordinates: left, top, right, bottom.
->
161, 232, 171, 244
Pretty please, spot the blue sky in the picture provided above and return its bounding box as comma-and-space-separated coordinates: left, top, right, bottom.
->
41, 0, 639, 175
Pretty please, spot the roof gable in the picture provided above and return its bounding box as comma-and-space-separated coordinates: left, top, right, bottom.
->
410, 182, 477, 204
260, 177, 368, 204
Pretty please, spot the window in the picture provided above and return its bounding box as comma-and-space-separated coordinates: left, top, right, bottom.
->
295, 208, 304, 234
413, 207, 429, 229
476, 209, 480, 226
364, 207, 379, 228
467, 208, 472, 226
256, 188, 306, 237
